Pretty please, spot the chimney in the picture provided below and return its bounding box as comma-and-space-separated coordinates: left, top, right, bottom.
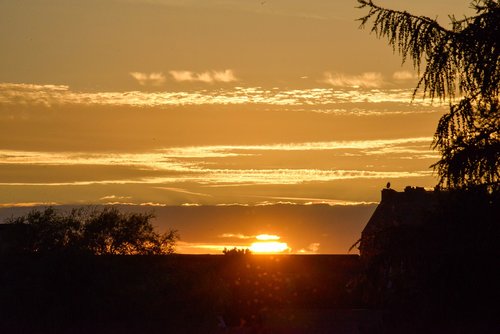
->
381, 188, 397, 202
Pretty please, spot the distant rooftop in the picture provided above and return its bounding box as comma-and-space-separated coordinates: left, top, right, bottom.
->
359, 186, 439, 257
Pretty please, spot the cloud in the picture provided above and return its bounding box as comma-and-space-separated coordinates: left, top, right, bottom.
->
258, 196, 378, 206
99, 195, 132, 200
298, 242, 320, 254
0, 149, 196, 172
169, 69, 238, 83
103, 201, 168, 206
0, 83, 69, 91
160, 137, 434, 158
322, 72, 384, 88
256, 234, 280, 241
0, 82, 443, 108
129, 72, 166, 86
393, 71, 418, 80
0, 168, 432, 187
308, 243, 320, 252
254, 201, 299, 206
154, 187, 212, 197
196, 169, 432, 185
175, 241, 244, 254
219, 233, 255, 239
0, 202, 59, 208
0, 136, 436, 187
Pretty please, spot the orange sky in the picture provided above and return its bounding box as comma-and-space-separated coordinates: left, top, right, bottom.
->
0, 0, 474, 253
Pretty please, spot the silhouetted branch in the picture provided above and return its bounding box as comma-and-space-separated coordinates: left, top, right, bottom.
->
358, 0, 500, 190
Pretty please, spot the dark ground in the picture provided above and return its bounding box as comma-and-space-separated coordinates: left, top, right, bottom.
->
0, 254, 498, 333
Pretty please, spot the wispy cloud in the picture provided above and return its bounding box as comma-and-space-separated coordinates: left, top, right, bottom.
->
298, 242, 320, 254
154, 187, 212, 197
257, 196, 378, 206
219, 233, 255, 240
103, 201, 168, 207
0, 136, 435, 169
0, 202, 59, 208
254, 201, 299, 206
99, 195, 132, 200
169, 69, 238, 83
0, 137, 436, 189
129, 72, 166, 86
0, 82, 442, 109
0, 150, 196, 171
159, 137, 435, 159
196, 169, 432, 185
393, 70, 418, 81
0, 169, 432, 187
256, 234, 281, 241
322, 72, 384, 88
0, 83, 69, 91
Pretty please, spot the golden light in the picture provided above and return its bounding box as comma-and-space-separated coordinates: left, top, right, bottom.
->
249, 241, 289, 253
250, 234, 289, 253
255, 234, 281, 241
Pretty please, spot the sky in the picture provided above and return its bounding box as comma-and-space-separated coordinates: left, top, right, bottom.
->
0, 0, 475, 253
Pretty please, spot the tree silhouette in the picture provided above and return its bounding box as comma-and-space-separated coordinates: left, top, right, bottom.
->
82, 207, 178, 255
6, 207, 179, 255
357, 0, 499, 191
6, 207, 84, 253
222, 247, 252, 256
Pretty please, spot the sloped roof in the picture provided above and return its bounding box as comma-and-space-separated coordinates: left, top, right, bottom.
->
361, 187, 437, 237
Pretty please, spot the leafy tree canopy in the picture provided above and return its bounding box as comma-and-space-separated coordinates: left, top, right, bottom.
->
6, 207, 179, 255
357, 0, 500, 191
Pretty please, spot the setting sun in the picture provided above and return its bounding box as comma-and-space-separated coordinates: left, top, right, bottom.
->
255, 234, 281, 241
249, 241, 289, 253
250, 234, 289, 253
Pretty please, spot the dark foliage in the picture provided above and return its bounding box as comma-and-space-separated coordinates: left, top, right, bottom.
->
358, 0, 500, 190
4, 207, 178, 255
222, 247, 252, 256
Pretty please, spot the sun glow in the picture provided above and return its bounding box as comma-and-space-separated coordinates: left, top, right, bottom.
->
255, 234, 281, 241
250, 234, 289, 253
249, 241, 289, 253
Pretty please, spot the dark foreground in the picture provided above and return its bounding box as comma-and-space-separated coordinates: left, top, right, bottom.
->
0, 254, 498, 333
